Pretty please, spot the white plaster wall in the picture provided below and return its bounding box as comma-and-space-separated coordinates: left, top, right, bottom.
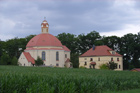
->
64, 51, 70, 61
18, 53, 32, 66
79, 56, 123, 70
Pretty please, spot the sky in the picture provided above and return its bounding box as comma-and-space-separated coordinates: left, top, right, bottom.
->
0, 0, 140, 41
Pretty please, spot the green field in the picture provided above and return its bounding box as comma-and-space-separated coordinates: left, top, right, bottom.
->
0, 66, 140, 93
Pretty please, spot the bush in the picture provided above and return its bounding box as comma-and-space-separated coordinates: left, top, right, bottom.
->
79, 66, 86, 69
99, 64, 109, 70
35, 56, 44, 66
107, 61, 117, 70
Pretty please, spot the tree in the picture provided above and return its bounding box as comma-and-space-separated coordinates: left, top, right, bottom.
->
35, 56, 44, 66
120, 33, 140, 69
0, 53, 10, 65
107, 61, 117, 70
71, 53, 79, 68
57, 33, 78, 53
11, 56, 18, 65
77, 31, 102, 54
102, 36, 121, 52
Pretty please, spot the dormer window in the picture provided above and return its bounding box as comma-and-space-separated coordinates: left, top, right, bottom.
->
112, 51, 115, 54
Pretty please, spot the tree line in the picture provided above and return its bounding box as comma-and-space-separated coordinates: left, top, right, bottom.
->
0, 31, 140, 70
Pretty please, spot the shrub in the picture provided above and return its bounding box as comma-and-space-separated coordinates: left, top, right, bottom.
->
79, 66, 86, 69
99, 64, 109, 70
35, 56, 44, 66
107, 61, 117, 70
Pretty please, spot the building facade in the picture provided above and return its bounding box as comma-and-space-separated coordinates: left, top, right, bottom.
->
79, 45, 123, 70
18, 19, 71, 67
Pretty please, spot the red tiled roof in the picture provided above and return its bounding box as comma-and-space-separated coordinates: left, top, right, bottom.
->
23, 52, 35, 64
26, 33, 63, 47
63, 45, 71, 52
131, 68, 140, 72
65, 58, 70, 63
25, 48, 65, 51
80, 45, 122, 57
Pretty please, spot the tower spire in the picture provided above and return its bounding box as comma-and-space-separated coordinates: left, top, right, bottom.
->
41, 18, 49, 33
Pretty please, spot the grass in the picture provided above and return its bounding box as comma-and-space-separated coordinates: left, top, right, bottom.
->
104, 89, 140, 93
0, 66, 140, 93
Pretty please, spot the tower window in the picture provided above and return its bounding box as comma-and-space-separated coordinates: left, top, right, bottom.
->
56, 51, 59, 61
42, 51, 46, 60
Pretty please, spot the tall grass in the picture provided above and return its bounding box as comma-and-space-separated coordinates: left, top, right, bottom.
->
0, 66, 140, 93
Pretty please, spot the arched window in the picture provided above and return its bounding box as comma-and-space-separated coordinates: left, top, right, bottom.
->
56, 51, 59, 61
42, 51, 46, 60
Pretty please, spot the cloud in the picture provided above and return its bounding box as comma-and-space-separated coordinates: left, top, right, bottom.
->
100, 24, 140, 37
1, 0, 140, 41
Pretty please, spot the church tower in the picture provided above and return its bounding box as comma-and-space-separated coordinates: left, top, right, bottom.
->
41, 18, 49, 33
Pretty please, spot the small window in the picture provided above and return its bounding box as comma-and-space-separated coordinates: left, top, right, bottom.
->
117, 58, 119, 61
119, 65, 121, 69
84, 58, 87, 60
65, 54, 67, 58
112, 51, 115, 54
98, 58, 100, 61
56, 63, 59, 66
111, 58, 113, 61
84, 62, 87, 65
90, 58, 93, 61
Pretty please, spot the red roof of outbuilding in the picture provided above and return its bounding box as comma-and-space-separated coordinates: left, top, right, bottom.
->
80, 45, 122, 57
26, 33, 63, 47
131, 68, 140, 72
65, 58, 71, 63
23, 52, 35, 64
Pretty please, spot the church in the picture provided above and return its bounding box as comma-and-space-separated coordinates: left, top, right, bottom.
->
18, 19, 72, 68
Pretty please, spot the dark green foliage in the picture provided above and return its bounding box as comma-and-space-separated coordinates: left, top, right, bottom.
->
107, 61, 117, 70
1, 31, 140, 69
1, 66, 140, 93
77, 31, 102, 54
71, 53, 79, 68
99, 64, 109, 70
35, 56, 44, 66
57, 33, 77, 54
11, 56, 18, 65
0, 53, 10, 65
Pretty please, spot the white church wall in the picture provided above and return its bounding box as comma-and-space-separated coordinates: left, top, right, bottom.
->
18, 53, 32, 66
64, 51, 70, 61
